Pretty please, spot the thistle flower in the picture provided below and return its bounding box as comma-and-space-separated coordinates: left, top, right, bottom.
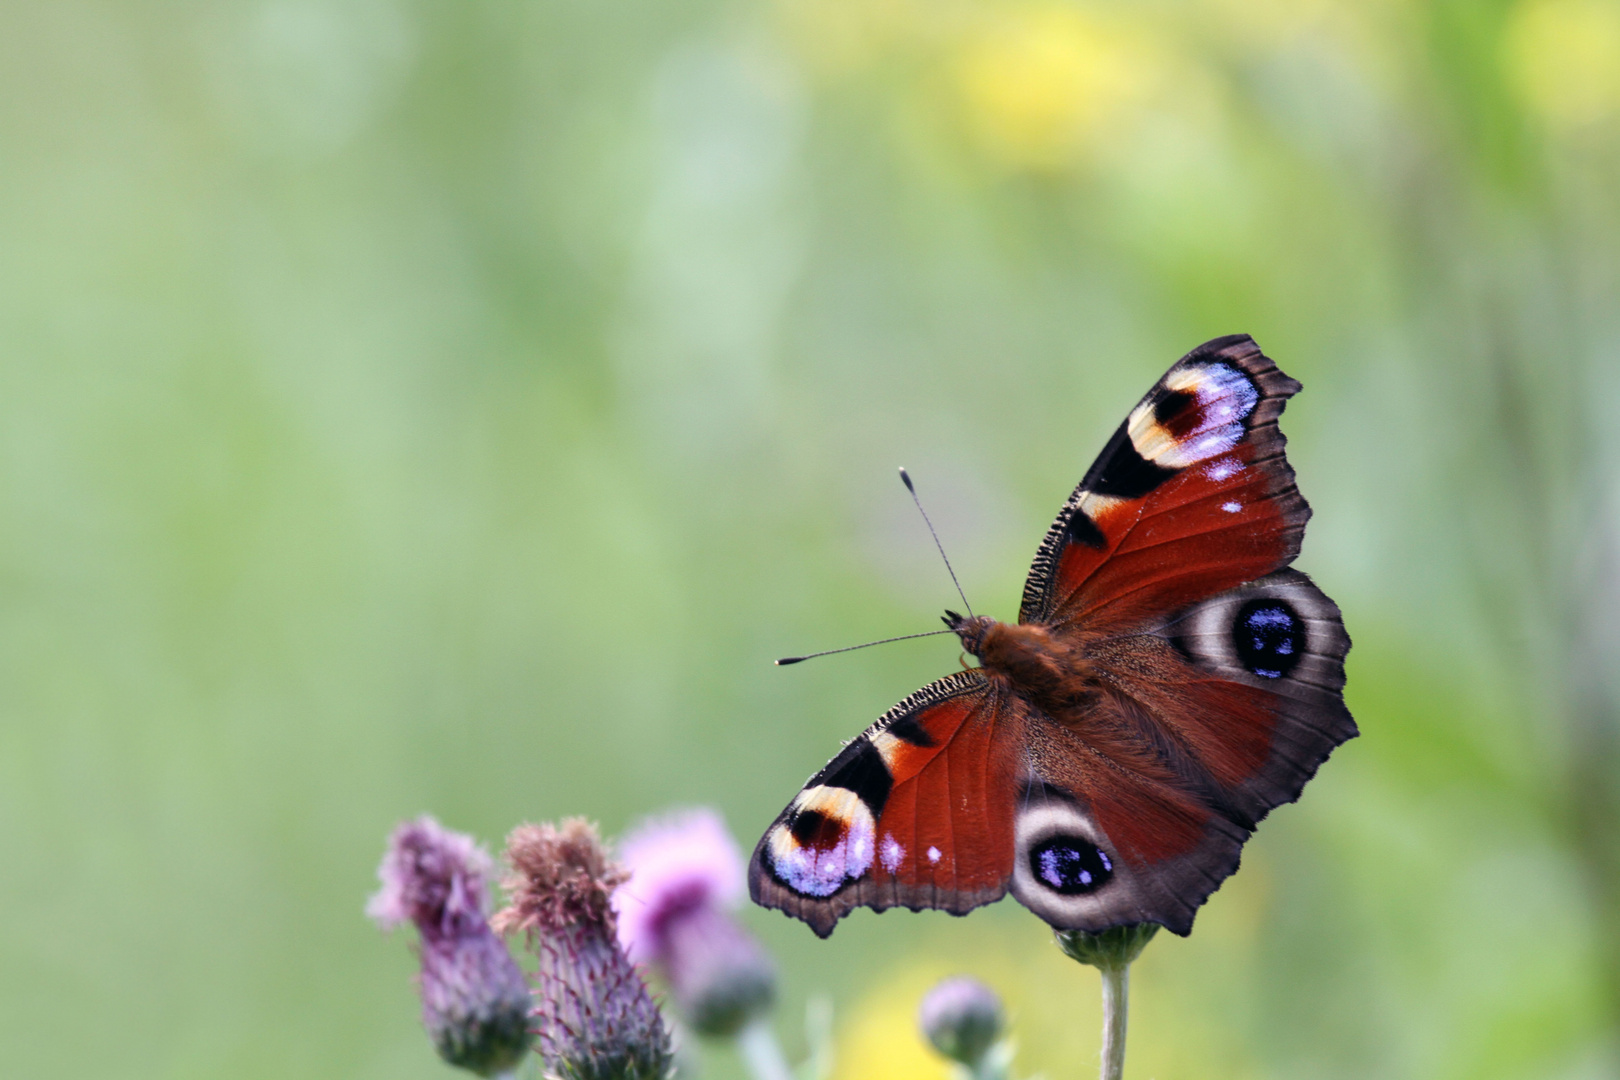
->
918, 976, 1004, 1073
495, 818, 673, 1080
613, 809, 776, 1038
368, 816, 532, 1077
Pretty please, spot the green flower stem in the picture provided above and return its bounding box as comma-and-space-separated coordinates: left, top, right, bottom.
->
1099, 963, 1128, 1080
1053, 923, 1158, 1080
967, 1042, 1013, 1080
736, 1019, 795, 1080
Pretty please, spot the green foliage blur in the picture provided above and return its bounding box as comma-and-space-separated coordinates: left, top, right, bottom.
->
2, 1, 1618, 1078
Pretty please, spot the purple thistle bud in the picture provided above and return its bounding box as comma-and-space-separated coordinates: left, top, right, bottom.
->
368, 816, 532, 1077
918, 976, 1004, 1070
495, 818, 674, 1080
613, 809, 776, 1038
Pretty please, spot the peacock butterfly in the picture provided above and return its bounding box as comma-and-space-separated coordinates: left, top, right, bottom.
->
749, 335, 1356, 937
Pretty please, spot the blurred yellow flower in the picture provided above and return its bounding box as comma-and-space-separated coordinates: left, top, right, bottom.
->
831, 966, 953, 1080
1505, 0, 1620, 127
1198, 0, 1338, 49
954, 5, 1164, 171
776, 0, 934, 76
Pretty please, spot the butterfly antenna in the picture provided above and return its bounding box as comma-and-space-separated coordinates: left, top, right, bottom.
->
775, 628, 956, 666
898, 467, 975, 618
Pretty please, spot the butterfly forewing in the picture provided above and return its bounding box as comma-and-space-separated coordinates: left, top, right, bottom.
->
1020, 335, 1307, 632
749, 671, 1024, 937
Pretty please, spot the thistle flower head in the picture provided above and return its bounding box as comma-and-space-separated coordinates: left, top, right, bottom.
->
369, 816, 532, 1077
498, 816, 626, 934
369, 816, 493, 936
613, 809, 775, 1038
918, 976, 1004, 1070
496, 818, 673, 1080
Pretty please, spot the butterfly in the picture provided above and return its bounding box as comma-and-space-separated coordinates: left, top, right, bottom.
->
749, 335, 1356, 938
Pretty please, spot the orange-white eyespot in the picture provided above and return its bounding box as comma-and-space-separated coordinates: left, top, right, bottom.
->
767, 785, 875, 897
1128, 363, 1260, 470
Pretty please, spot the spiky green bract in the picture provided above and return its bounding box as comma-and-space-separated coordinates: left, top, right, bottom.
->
533, 922, 675, 1080
420, 934, 534, 1077
497, 819, 674, 1080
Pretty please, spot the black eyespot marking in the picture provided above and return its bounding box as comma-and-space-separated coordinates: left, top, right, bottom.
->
789, 809, 839, 847
1064, 505, 1107, 548
1030, 836, 1114, 894
823, 739, 894, 817
1088, 422, 1178, 498
1232, 599, 1305, 679
1152, 388, 1202, 436
885, 714, 935, 747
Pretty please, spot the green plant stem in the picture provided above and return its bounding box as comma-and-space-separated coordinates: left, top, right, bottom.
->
966, 1041, 1012, 1080
1053, 924, 1154, 1080
1099, 963, 1129, 1080
736, 1019, 794, 1080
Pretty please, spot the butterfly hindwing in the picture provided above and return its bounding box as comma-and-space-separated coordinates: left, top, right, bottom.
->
1004, 569, 1355, 934
1007, 773, 1247, 936
1149, 568, 1356, 818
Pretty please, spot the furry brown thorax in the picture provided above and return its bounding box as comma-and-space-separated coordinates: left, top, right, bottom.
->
945, 612, 1098, 713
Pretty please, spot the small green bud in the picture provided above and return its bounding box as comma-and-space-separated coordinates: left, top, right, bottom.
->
1053, 923, 1159, 971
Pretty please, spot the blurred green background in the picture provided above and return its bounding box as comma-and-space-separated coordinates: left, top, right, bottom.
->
3, 1, 1619, 1077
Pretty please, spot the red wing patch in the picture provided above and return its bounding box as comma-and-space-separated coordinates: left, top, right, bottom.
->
1000, 571, 1356, 936
865, 689, 1023, 902
1028, 716, 1213, 864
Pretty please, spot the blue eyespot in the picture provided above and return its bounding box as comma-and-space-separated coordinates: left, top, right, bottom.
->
1030, 836, 1114, 895
1233, 600, 1305, 679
